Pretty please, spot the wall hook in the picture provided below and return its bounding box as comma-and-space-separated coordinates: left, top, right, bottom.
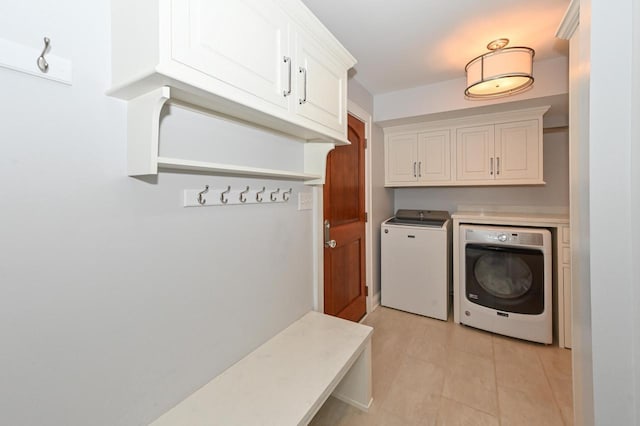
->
197, 185, 209, 205
36, 37, 50, 73
270, 188, 281, 202
282, 188, 293, 202
239, 186, 250, 203
220, 185, 231, 204
256, 186, 266, 203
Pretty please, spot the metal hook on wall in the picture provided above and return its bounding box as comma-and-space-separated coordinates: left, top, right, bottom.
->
36, 37, 50, 73
220, 185, 231, 204
239, 186, 250, 203
282, 188, 293, 202
197, 185, 209, 205
256, 186, 266, 203
270, 188, 281, 202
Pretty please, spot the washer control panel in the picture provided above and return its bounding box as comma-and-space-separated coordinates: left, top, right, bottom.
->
464, 229, 544, 246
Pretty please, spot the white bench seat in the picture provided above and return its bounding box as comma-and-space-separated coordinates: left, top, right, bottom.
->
150, 311, 374, 426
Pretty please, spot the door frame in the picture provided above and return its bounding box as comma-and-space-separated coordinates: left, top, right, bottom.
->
313, 100, 373, 317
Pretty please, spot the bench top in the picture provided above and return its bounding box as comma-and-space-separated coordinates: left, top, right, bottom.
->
150, 311, 373, 426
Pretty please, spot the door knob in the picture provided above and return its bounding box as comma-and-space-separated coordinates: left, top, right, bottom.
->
324, 219, 337, 249
325, 240, 337, 248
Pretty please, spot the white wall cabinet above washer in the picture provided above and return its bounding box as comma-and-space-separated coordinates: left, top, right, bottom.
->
456, 119, 541, 183
108, 0, 356, 181
384, 107, 548, 187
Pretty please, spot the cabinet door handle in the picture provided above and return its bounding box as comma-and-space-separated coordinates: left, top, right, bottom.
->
283, 57, 292, 97
299, 67, 307, 104
418, 161, 422, 177
490, 157, 494, 175
496, 157, 500, 175
413, 161, 417, 178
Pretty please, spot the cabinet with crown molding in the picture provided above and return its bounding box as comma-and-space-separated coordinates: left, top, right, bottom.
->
108, 0, 355, 183
384, 107, 549, 187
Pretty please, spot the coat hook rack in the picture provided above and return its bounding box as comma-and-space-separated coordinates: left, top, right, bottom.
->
36, 37, 50, 73
184, 185, 294, 207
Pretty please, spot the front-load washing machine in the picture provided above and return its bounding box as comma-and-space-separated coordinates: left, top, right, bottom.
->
459, 224, 552, 344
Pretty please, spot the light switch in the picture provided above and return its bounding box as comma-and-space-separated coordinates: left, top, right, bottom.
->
297, 192, 313, 211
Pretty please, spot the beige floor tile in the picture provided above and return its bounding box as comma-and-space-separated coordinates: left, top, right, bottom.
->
435, 397, 499, 426
316, 307, 573, 425
498, 386, 564, 426
405, 323, 450, 368
379, 356, 444, 425
442, 350, 498, 416
448, 324, 494, 359
494, 341, 554, 397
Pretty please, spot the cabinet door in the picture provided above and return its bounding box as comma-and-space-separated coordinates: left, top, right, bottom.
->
386, 134, 418, 184
495, 120, 541, 180
171, 0, 290, 111
417, 130, 451, 182
293, 27, 347, 134
456, 125, 495, 181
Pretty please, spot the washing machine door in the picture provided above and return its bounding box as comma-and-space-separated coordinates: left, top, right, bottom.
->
464, 244, 545, 315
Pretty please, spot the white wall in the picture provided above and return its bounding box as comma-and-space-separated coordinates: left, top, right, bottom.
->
0, 2, 314, 425
393, 129, 569, 214
587, 0, 639, 423
374, 57, 569, 123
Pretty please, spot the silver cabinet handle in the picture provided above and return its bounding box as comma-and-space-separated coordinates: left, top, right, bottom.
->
283, 57, 292, 97
490, 157, 494, 175
496, 157, 500, 175
418, 161, 422, 177
324, 219, 336, 248
413, 162, 417, 178
299, 67, 307, 104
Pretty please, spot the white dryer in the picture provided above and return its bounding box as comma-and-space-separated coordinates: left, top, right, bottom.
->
459, 225, 552, 344
381, 210, 451, 321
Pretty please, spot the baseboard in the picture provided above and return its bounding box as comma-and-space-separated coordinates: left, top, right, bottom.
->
332, 393, 373, 412
373, 292, 381, 310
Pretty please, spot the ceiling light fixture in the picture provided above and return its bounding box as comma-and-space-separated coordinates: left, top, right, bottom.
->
464, 38, 535, 99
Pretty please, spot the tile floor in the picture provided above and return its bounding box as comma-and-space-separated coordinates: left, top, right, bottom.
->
311, 306, 573, 426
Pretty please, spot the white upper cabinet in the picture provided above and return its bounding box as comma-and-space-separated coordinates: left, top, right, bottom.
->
108, 0, 356, 179
293, 26, 346, 134
456, 125, 495, 181
385, 130, 451, 185
418, 131, 451, 182
386, 133, 419, 184
495, 120, 541, 181
384, 107, 548, 187
170, 0, 291, 112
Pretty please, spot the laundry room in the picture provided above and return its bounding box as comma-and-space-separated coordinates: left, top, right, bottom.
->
2, 1, 638, 426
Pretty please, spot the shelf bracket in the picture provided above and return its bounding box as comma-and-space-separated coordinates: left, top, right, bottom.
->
127, 86, 171, 175
304, 143, 335, 185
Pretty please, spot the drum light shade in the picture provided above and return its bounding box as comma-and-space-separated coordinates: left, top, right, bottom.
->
465, 39, 535, 99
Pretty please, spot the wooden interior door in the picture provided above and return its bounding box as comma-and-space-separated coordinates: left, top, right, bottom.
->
323, 114, 367, 322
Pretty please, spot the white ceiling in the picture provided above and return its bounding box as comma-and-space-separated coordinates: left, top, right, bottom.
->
301, 0, 571, 96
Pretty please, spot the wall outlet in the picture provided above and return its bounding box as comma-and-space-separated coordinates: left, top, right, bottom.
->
297, 192, 313, 211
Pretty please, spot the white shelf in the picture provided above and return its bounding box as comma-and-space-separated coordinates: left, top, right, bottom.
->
157, 157, 322, 183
